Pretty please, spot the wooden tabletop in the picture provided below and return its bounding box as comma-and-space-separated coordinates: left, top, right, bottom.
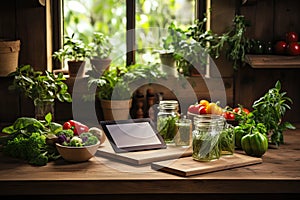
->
0, 128, 299, 199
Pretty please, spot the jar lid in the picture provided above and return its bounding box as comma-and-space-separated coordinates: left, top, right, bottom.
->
159, 100, 179, 110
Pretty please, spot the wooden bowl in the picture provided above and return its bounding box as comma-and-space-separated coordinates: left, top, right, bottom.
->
55, 141, 100, 162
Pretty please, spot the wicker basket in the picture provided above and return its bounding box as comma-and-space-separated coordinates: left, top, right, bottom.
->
0, 39, 21, 76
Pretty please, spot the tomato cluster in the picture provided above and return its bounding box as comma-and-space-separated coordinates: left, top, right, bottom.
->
222, 106, 250, 120
188, 99, 223, 115
274, 31, 300, 56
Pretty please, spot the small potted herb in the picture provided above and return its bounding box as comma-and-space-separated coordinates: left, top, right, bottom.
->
8, 64, 72, 120
88, 32, 113, 75
53, 33, 91, 77
86, 63, 166, 120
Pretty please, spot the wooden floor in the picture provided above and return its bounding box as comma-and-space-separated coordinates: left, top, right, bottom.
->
0, 128, 299, 200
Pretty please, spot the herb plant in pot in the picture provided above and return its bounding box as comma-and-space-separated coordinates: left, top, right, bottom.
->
89, 32, 113, 75
8, 65, 72, 120
53, 33, 91, 78
87, 63, 166, 121
162, 22, 208, 77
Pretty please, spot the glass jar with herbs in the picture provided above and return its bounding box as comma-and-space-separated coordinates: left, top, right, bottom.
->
192, 114, 225, 161
219, 123, 235, 155
157, 100, 179, 144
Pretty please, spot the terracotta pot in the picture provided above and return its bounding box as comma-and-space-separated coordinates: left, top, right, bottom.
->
100, 99, 132, 121
0, 39, 21, 76
67, 60, 86, 78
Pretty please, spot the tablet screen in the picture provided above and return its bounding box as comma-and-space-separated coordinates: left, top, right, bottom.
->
106, 122, 162, 148
100, 118, 166, 153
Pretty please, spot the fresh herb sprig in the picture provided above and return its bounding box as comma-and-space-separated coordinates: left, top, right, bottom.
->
252, 81, 295, 145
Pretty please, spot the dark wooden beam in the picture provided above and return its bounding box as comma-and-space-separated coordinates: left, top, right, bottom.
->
126, 0, 135, 66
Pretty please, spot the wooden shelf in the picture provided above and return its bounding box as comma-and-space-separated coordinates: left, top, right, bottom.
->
245, 54, 300, 69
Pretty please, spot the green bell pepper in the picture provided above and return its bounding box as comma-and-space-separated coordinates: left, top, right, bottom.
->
234, 126, 247, 149
241, 130, 268, 157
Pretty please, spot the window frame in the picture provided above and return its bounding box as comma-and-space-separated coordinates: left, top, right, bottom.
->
51, 0, 206, 70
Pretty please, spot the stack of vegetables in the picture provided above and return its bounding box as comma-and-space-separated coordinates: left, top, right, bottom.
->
229, 81, 295, 157
0, 113, 102, 166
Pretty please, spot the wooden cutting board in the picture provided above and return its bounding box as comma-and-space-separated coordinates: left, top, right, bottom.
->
151, 153, 263, 177
96, 142, 192, 165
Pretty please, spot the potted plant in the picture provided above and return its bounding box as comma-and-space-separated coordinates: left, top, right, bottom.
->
53, 33, 91, 78
160, 22, 208, 77
86, 63, 166, 120
8, 64, 72, 120
88, 32, 113, 75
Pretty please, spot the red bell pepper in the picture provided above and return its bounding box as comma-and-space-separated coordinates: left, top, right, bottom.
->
64, 120, 89, 136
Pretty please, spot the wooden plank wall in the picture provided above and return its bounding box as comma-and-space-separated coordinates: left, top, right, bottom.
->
235, 0, 300, 123
0, 0, 48, 126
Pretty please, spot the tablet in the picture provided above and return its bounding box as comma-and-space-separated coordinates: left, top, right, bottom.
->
100, 118, 167, 153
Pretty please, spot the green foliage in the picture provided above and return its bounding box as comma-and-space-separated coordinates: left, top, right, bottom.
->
89, 32, 113, 59
0, 114, 62, 166
53, 33, 91, 62
160, 14, 251, 74
8, 65, 72, 107
234, 80, 295, 147
225, 15, 251, 70
87, 63, 166, 100
252, 81, 295, 145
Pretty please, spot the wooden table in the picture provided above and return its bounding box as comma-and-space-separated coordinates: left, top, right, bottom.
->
0, 128, 299, 200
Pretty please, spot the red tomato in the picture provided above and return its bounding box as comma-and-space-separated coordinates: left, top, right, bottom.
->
286, 31, 299, 43
243, 108, 250, 114
274, 41, 287, 55
228, 113, 235, 120
222, 112, 235, 120
233, 107, 250, 115
63, 121, 72, 130
199, 105, 207, 115
286, 42, 300, 56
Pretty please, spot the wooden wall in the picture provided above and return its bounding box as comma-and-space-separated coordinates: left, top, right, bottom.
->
0, 0, 49, 126
235, 0, 300, 123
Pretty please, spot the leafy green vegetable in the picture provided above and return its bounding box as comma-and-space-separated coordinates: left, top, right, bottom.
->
3, 133, 51, 166
192, 130, 221, 161
219, 125, 235, 155
157, 115, 179, 143
252, 81, 295, 146
8, 65, 72, 112
0, 113, 61, 166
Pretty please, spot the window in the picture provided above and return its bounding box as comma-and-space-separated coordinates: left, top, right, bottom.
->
53, 0, 204, 69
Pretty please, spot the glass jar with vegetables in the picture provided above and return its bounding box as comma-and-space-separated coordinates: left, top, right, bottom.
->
157, 100, 179, 144
192, 114, 225, 161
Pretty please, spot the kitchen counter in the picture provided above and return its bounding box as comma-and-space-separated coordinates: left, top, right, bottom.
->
0, 128, 299, 200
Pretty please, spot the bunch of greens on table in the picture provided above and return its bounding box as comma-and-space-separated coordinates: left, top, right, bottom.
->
0, 114, 100, 166
0, 113, 62, 166
234, 80, 295, 150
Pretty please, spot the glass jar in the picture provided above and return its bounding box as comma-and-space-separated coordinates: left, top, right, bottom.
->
157, 100, 179, 143
219, 123, 235, 155
192, 114, 225, 161
174, 115, 192, 147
